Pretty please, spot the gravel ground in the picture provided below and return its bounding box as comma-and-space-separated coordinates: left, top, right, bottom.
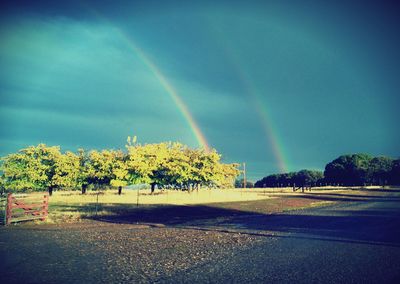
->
0, 220, 266, 283
1, 189, 398, 283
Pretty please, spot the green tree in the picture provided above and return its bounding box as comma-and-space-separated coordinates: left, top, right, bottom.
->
0, 144, 62, 194
126, 142, 170, 193
389, 159, 400, 185
53, 151, 80, 190
86, 149, 116, 190
235, 178, 254, 188
110, 150, 129, 195
293, 170, 324, 191
75, 149, 91, 194
213, 162, 240, 188
324, 154, 373, 186
369, 157, 393, 185
0, 174, 6, 195
163, 143, 192, 189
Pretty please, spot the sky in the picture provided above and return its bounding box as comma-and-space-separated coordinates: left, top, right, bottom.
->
0, 0, 399, 181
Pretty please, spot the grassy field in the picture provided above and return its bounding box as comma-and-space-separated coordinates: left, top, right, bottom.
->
6, 186, 395, 224
46, 188, 270, 223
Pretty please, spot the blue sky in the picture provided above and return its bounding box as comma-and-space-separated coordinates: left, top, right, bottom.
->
1, 0, 399, 181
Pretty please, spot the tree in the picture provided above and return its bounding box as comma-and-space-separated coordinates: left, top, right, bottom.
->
76, 149, 91, 194
0, 144, 62, 195
126, 142, 170, 193
86, 149, 116, 190
0, 174, 6, 196
53, 151, 80, 190
235, 178, 254, 188
214, 162, 240, 188
293, 170, 324, 191
187, 148, 219, 189
369, 157, 393, 186
389, 159, 400, 185
255, 170, 323, 189
324, 154, 373, 186
255, 174, 279, 188
1, 151, 35, 192
110, 150, 129, 195
162, 143, 192, 189
1, 138, 242, 194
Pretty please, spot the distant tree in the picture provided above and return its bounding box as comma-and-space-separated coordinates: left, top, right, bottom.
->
280, 172, 295, 187
293, 170, 324, 191
254, 179, 263, 188
235, 178, 254, 188
324, 154, 373, 186
369, 157, 393, 186
389, 159, 400, 185
255, 174, 278, 188
255, 170, 323, 189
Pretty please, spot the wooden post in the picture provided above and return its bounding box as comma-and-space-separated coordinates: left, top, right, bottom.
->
6, 193, 13, 225
41, 193, 49, 221
243, 162, 246, 189
95, 191, 99, 217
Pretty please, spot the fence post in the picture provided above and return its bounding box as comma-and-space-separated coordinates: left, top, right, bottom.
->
6, 193, 13, 225
41, 193, 49, 221
95, 191, 99, 217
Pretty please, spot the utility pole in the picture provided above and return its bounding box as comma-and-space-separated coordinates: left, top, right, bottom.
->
243, 162, 246, 189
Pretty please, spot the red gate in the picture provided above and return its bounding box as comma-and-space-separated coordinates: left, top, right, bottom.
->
6, 193, 49, 225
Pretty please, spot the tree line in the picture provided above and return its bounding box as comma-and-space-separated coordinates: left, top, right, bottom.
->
254, 170, 324, 189
255, 153, 400, 188
0, 138, 240, 195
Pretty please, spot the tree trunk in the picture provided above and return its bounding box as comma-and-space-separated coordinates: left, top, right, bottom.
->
151, 183, 156, 195
48, 187, 53, 196
118, 186, 122, 195
82, 184, 87, 195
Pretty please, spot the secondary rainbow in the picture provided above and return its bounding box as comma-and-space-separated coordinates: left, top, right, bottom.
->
207, 25, 289, 172
239, 70, 289, 173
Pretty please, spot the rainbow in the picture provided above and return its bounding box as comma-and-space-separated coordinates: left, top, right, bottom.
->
85, 8, 210, 151
208, 27, 288, 173
241, 77, 288, 173
115, 31, 210, 151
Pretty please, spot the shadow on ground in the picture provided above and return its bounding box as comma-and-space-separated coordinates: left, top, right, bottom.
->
66, 191, 400, 248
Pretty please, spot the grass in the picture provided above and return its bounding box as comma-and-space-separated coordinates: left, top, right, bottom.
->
10, 186, 395, 224
45, 188, 270, 223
